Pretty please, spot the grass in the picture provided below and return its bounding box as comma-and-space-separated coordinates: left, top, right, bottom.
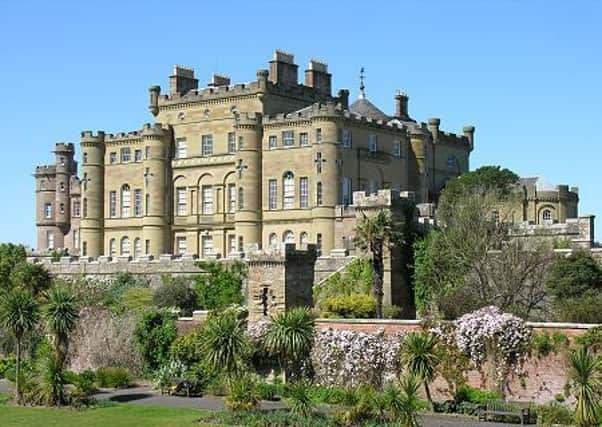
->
0, 394, 220, 427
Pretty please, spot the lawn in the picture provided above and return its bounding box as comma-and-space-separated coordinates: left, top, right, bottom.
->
0, 394, 220, 427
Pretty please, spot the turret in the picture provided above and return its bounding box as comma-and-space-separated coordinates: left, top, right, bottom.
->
79, 131, 105, 256
427, 118, 441, 142
53, 143, 76, 226
149, 85, 160, 116
409, 126, 428, 203
463, 125, 475, 150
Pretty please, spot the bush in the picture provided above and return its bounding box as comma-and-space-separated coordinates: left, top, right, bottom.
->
225, 376, 260, 411
195, 261, 245, 310
531, 331, 570, 358
0, 355, 15, 378
153, 276, 198, 316
121, 287, 153, 311
285, 381, 316, 417
96, 367, 133, 388
170, 327, 203, 367
382, 304, 403, 319
321, 293, 376, 318
313, 258, 374, 309
455, 384, 499, 404
255, 381, 283, 401
575, 326, 602, 353
134, 309, 178, 372
538, 403, 574, 426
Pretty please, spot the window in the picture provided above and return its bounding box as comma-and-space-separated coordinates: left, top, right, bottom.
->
300, 132, 309, 146
83, 153, 88, 164
176, 138, 187, 159
120, 237, 130, 256
121, 184, 131, 217
368, 134, 377, 152
47, 231, 54, 250
316, 182, 323, 206
283, 172, 295, 209
83, 198, 87, 218
316, 128, 322, 143
202, 186, 213, 214
109, 191, 117, 217
201, 235, 213, 258
447, 155, 457, 171
238, 136, 244, 150
82, 241, 87, 256
44, 203, 52, 219
145, 194, 150, 215
283, 131, 294, 147
269, 233, 278, 249
342, 128, 352, 148
393, 140, 401, 157
134, 149, 143, 162
60, 203, 65, 214
121, 148, 131, 163
134, 189, 142, 216
316, 233, 322, 256
228, 235, 236, 254
134, 238, 142, 258
342, 177, 352, 205
227, 184, 236, 213
283, 230, 295, 245
109, 152, 117, 164
145, 239, 150, 255
542, 209, 553, 224
177, 188, 187, 216
145, 146, 150, 159
228, 132, 236, 153
300, 177, 308, 208
176, 237, 186, 255
73, 200, 80, 217
268, 179, 277, 210
300, 232, 308, 248
59, 182, 65, 192
238, 187, 244, 209
201, 134, 213, 156
60, 157, 65, 166
269, 135, 277, 149
109, 239, 116, 257
238, 236, 244, 252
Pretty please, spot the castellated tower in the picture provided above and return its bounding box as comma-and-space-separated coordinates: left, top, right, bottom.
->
79, 131, 105, 256
34, 143, 79, 253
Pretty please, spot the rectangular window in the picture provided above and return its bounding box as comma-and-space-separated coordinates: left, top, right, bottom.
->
228, 184, 236, 213
135, 149, 143, 162
109, 152, 117, 164
368, 134, 377, 152
342, 177, 352, 205
60, 203, 65, 214
201, 134, 213, 156
176, 138, 187, 159
282, 130, 294, 147
268, 179, 277, 210
342, 128, 352, 148
300, 177, 308, 208
316, 233, 322, 256
201, 235, 213, 258
393, 140, 401, 157
176, 237, 187, 255
316, 128, 322, 143
177, 187, 187, 216
145, 194, 150, 216
228, 235, 236, 255
145, 239, 150, 255
83, 198, 87, 218
73, 200, 80, 217
238, 236, 244, 252
109, 191, 117, 217
300, 132, 309, 146
134, 189, 142, 216
283, 175, 295, 209
121, 147, 131, 163
316, 182, 323, 206
47, 231, 54, 250
269, 135, 277, 149
238, 136, 244, 150
228, 132, 236, 153
83, 153, 88, 164
238, 187, 244, 209
44, 203, 52, 219
145, 146, 150, 159
202, 186, 213, 214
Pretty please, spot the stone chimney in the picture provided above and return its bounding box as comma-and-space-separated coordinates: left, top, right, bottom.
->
337, 89, 350, 110
395, 90, 409, 119
304, 59, 331, 95
208, 74, 231, 87
269, 50, 298, 86
169, 65, 198, 96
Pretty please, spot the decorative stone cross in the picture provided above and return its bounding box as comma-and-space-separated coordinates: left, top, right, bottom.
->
236, 159, 248, 178
314, 152, 326, 174
81, 173, 91, 191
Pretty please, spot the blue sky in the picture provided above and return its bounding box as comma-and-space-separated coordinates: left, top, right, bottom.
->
1, 0, 600, 246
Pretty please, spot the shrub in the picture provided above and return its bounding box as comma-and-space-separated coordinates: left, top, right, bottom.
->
225, 376, 260, 411
285, 381, 316, 417
255, 381, 283, 401
121, 287, 153, 311
170, 327, 203, 367
538, 403, 574, 426
0, 355, 15, 378
96, 367, 133, 388
195, 261, 245, 310
153, 276, 198, 316
455, 384, 499, 404
321, 293, 376, 319
313, 258, 374, 309
153, 360, 185, 394
134, 309, 177, 372
576, 326, 602, 353
382, 304, 403, 319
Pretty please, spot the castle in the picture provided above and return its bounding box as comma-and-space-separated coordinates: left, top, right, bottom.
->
34, 50, 475, 258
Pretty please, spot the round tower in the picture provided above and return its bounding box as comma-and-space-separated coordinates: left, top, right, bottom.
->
409, 126, 428, 203
79, 131, 105, 256
234, 112, 263, 253
141, 123, 171, 258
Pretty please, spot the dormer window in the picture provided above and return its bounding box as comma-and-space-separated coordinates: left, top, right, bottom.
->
368, 134, 377, 152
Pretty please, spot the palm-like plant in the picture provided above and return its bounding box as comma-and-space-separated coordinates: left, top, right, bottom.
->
43, 286, 79, 368
0, 289, 39, 404
36, 341, 64, 406
400, 332, 439, 409
200, 312, 250, 378
383, 375, 423, 427
263, 307, 314, 380
569, 346, 601, 427
353, 210, 401, 318
285, 380, 316, 417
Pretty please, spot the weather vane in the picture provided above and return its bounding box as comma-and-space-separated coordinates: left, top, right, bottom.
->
359, 67, 366, 99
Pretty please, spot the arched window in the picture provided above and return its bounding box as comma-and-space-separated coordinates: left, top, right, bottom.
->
109, 239, 116, 257
299, 232, 308, 248
283, 172, 295, 209
283, 230, 295, 245
134, 238, 142, 258
121, 184, 131, 217
269, 233, 278, 249
120, 237, 130, 256
542, 209, 553, 224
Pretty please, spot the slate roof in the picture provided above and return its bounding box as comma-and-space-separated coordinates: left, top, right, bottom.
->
349, 98, 390, 122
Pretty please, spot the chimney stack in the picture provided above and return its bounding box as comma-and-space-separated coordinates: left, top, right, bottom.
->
337, 89, 350, 110
395, 90, 409, 119
269, 50, 298, 86
169, 65, 198, 96
208, 74, 231, 87
305, 59, 331, 95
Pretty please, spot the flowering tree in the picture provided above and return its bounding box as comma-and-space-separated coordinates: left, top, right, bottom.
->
455, 306, 530, 394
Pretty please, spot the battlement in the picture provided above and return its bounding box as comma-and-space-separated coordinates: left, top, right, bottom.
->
53, 142, 75, 153
104, 130, 143, 143
34, 164, 57, 176
80, 130, 106, 144
352, 189, 414, 208
235, 112, 262, 127
172, 65, 195, 78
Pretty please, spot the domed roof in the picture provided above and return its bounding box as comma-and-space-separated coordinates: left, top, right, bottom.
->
349, 98, 390, 122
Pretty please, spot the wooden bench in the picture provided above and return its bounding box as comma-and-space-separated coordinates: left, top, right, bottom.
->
478, 400, 531, 425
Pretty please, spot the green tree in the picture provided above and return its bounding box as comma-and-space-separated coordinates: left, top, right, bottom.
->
35, 340, 64, 406
9, 263, 52, 297
43, 286, 79, 368
0, 243, 27, 289
569, 346, 601, 427
354, 210, 402, 318
195, 261, 245, 310
400, 332, 439, 409
0, 288, 39, 403
153, 276, 198, 316
264, 307, 315, 380
134, 309, 178, 372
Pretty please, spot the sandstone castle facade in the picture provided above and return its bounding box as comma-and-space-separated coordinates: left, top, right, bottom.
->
34, 50, 476, 257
